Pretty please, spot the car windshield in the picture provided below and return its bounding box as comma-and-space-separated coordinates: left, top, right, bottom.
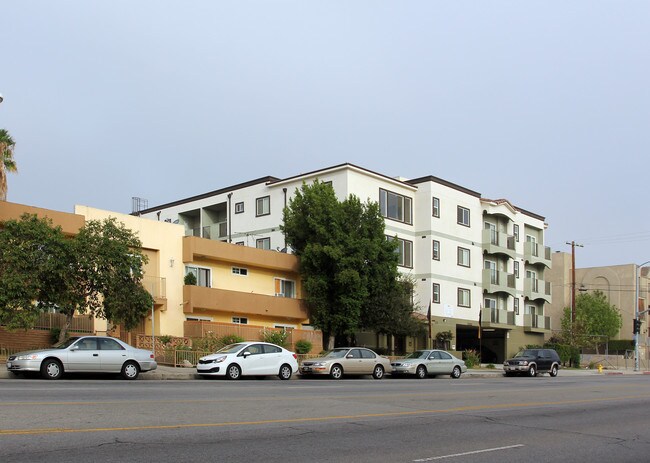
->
55, 337, 80, 349
404, 351, 429, 359
514, 350, 536, 358
322, 349, 350, 359
216, 343, 248, 354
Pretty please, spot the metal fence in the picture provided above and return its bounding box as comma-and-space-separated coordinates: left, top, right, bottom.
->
31, 313, 94, 333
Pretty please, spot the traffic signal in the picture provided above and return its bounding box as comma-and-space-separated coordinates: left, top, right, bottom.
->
633, 318, 641, 334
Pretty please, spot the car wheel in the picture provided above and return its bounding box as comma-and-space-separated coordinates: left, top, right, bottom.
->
372, 365, 385, 380
451, 366, 462, 379
278, 364, 292, 380
121, 361, 140, 380
528, 365, 537, 377
549, 364, 558, 377
416, 365, 427, 379
330, 364, 343, 379
227, 364, 242, 380
41, 359, 63, 380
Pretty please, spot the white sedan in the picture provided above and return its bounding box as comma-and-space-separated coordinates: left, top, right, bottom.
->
197, 342, 299, 380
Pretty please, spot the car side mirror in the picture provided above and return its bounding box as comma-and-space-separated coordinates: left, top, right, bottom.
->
242, 351, 251, 358
70, 345, 79, 351
346, 354, 354, 358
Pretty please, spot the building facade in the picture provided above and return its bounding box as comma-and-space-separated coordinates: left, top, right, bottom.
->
139, 163, 553, 362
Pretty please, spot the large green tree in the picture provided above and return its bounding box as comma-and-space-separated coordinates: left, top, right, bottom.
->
0, 129, 18, 201
559, 290, 623, 351
0, 214, 153, 342
282, 180, 419, 350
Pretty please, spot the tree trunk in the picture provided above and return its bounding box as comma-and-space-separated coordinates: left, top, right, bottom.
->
58, 313, 73, 343
327, 334, 335, 350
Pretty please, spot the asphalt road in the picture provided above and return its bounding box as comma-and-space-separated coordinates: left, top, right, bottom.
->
1, 375, 649, 463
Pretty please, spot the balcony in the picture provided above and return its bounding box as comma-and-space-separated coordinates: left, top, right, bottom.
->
202, 222, 228, 240
183, 285, 309, 321
482, 269, 516, 296
524, 242, 552, 268
481, 307, 515, 328
143, 276, 167, 309
524, 277, 552, 303
524, 314, 551, 332
482, 229, 516, 259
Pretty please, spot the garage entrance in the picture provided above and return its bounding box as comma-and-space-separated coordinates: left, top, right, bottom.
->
456, 326, 508, 364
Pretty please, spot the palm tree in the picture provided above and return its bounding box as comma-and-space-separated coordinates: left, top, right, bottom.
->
0, 129, 17, 201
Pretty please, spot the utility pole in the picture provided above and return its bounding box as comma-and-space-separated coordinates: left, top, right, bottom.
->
566, 241, 584, 325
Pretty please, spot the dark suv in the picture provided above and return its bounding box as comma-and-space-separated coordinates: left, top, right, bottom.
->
503, 348, 560, 377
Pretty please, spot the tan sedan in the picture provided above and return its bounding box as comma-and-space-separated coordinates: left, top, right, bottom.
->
300, 347, 392, 379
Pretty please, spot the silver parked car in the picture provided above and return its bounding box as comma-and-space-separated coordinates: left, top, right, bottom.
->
6, 336, 157, 380
300, 347, 392, 379
391, 349, 467, 379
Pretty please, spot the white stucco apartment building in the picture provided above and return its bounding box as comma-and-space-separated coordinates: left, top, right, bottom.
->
139, 163, 552, 361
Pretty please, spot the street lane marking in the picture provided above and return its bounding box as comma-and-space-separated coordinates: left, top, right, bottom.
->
0, 394, 648, 436
413, 444, 524, 461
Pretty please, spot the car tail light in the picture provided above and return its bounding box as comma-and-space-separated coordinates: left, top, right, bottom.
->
292, 353, 297, 360
150, 354, 155, 359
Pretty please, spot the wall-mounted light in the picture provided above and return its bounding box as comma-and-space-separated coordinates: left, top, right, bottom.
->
169, 258, 175, 268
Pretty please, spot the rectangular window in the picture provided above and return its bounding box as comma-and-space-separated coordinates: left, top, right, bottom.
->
514, 297, 520, 315
232, 267, 248, 276
256, 237, 271, 250
432, 197, 440, 218
235, 202, 244, 214
256, 196, 270, 217
514, 261, 520, 278
275, 278, 296, 298
457, 206, 470, 227
379, 188, 412, 224
457, 247, 470, 267
458, 288, 471, 308
513, 224, 520, 242
185, 266, 211, 288
433, 283, 440, 304
432, 240, 440, 261
388, 236, 413, 268
232, 317, 248, 324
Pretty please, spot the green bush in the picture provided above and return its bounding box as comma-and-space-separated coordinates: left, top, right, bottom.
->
261, 329, 289, 347
294, 339, 313, 354
158, 335, 173, 345
463, 349, 481, 368
220, 334, 244, 346
544, 343, 580, 367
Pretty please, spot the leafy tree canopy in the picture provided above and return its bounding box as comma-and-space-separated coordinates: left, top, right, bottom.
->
559, 290, 623, 349
0, 214, 153, 341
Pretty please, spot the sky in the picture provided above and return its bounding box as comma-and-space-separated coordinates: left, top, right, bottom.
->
2, 2, 649, 269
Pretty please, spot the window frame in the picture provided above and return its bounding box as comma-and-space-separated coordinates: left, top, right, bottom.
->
185, 265, 212, 288
513, 224, 520, 242
256, 237, 271, 250
432, 240, 440, 261
232, 316, 248, 325
389, 236, 413, 268
232, 267, 248, 276
379, 188, 413, 225
514, 261, 520, 279
458, 288, 471, 308
457, 246, 471, 268
255, 196, 270, 217
514, 297, 520, 315
457, 206, 470, 227
234, 202, 245, 214
275, 278, 296, 298
432, 197, 440, 218
432, 283, 440, 304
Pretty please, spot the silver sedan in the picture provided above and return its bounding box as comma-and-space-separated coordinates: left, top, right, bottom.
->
6, 336, 157, 380
300, 347, 392, 379
391, 350, 467, 379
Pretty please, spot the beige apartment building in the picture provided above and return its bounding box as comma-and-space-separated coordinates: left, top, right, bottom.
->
546, 252, 649, 357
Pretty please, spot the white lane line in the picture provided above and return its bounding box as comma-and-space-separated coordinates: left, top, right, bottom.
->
413, 444, 524, 461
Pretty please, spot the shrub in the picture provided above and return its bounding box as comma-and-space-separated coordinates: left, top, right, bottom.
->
158, 335, 173, 345
463, 349, 481, 368
219, 334, 244, 346
184, 272, 197, 285
294, 339, 313, 354
486, 363, 495, 369
261, 329, 289, 347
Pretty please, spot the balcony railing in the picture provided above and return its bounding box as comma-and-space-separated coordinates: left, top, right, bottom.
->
524, 277, 552, 303
524, 242, 552, 267
143, 276, 167, 299
482, 307, 515, 326
202, 222, 228, 240
524, 314, 551, 331
482, 269, 516, 296
482, 230, 516, 258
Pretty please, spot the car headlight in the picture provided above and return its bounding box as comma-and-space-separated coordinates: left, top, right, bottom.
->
519, 360, 528, 366
213, 356, 227, 363
17, 354, 41, 360
400, 363, 412, 367
311, 362, 326, 367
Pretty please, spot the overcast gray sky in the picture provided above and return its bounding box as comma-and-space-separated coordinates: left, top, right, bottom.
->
2, 2, 649, 268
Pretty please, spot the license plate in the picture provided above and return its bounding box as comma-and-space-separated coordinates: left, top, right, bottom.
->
302, 367, 311, 372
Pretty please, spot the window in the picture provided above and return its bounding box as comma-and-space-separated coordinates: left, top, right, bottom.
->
432, 197, 440, 218
235, 241, 244, 246
263, 344, 282, 354
439, 351, 452, 360
360, 349, 376, 359
275, 278, 296, 298
232, 267, 248, 276
185, 266, 211, 287
256, 196, 270, 216
232, 317, 248, 324
514, 261, 520, 278
457, 206, 470, 227
256, 237, 271, 250
433, 283, 440, 304
76, 338, 98, 350
514, 297, 520, 315
458, 288, 471, 308
379, 188, 412, 224
186, 315, 213, 322
99, 338, 124, 350
432, 240, 440, 261
235, 202, 244, 214
457, 247, 470, 267
513, 224, 520, 242
389, 236, 413, 268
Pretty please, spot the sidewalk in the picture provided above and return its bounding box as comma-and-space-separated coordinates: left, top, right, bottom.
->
2, 364, 649, 380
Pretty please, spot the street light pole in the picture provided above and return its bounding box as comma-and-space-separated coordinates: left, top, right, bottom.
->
634, 261, 650, 372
